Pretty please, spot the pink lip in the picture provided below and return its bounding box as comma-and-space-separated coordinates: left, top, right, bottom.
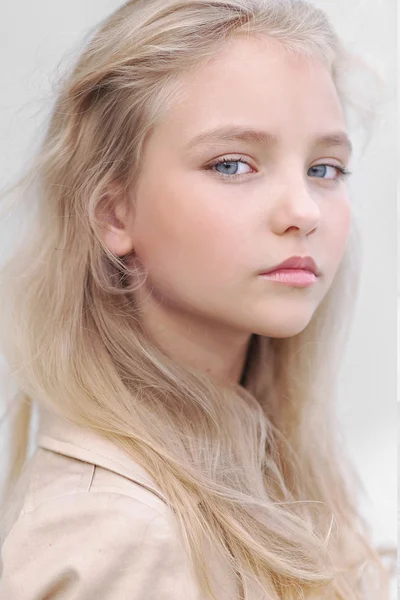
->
260, 255, 319, 276
260, 269, 317, 287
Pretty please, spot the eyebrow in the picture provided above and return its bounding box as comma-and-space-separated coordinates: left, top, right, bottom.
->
185, 125, 353, 156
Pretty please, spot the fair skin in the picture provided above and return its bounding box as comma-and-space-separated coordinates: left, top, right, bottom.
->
99, 37, 352, 385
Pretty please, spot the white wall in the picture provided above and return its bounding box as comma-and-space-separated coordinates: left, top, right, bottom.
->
0, 0, 396, 587
318, 0, 397, 553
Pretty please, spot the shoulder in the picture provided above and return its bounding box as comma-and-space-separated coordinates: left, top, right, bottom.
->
0, 449, 200, 600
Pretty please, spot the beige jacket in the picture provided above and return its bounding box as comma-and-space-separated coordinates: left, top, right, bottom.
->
0, 407, 265, 599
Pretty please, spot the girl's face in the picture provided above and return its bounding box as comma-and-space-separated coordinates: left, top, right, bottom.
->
105, 37, 352, 346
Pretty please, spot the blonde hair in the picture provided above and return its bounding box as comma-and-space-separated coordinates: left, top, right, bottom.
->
0, 0, 395, 598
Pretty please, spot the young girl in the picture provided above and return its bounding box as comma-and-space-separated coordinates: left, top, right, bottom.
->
0, 0, 394, 598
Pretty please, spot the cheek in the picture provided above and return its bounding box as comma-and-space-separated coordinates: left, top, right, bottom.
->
178, 208, 247, 276
132, 182, 245, 282
323, 197, 351, 264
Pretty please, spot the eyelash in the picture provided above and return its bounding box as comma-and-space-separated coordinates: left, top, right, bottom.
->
207, 155, 352, 182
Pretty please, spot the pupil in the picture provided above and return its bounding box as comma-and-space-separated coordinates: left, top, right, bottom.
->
218, 161, 236, 174
313, 165, 326, 176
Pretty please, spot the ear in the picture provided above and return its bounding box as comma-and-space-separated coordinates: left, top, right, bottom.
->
95, 185, 135, 257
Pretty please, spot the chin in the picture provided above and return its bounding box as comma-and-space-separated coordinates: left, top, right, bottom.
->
251, 315, 315, 339
264, 326, 309, 339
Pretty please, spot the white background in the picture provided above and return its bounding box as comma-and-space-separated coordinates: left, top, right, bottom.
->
0, 0, 396, 581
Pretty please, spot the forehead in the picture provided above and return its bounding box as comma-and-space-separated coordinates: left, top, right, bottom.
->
158, 37, 347, 149
176, 35, 336, 102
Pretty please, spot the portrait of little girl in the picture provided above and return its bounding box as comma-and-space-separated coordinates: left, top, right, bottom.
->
0, 1, 395, 598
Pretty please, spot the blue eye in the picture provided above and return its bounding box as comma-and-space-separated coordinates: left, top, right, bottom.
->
210, 156, 252, 179
308, 164, 351, 181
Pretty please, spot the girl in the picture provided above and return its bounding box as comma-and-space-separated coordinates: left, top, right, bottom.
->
0, 0, 394, 598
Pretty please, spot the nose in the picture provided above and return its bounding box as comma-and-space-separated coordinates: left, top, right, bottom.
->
270, 177, 321, 236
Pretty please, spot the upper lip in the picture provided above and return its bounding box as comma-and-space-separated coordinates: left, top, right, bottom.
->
261, 256, 319, 276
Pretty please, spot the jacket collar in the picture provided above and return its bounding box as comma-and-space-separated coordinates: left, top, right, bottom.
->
36, 406, 168, 504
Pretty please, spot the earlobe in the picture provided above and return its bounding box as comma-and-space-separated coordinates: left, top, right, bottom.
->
103, 226, 135, 257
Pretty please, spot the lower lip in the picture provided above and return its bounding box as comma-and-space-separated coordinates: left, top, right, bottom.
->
259, 269, 317, 287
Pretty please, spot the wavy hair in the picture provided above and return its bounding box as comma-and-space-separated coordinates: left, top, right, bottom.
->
0, 0, 394, 598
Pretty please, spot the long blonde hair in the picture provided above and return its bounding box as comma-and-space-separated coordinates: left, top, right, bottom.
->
0, 0, 394, 598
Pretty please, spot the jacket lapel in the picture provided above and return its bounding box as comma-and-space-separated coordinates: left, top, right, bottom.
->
36, 407, 168, 505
